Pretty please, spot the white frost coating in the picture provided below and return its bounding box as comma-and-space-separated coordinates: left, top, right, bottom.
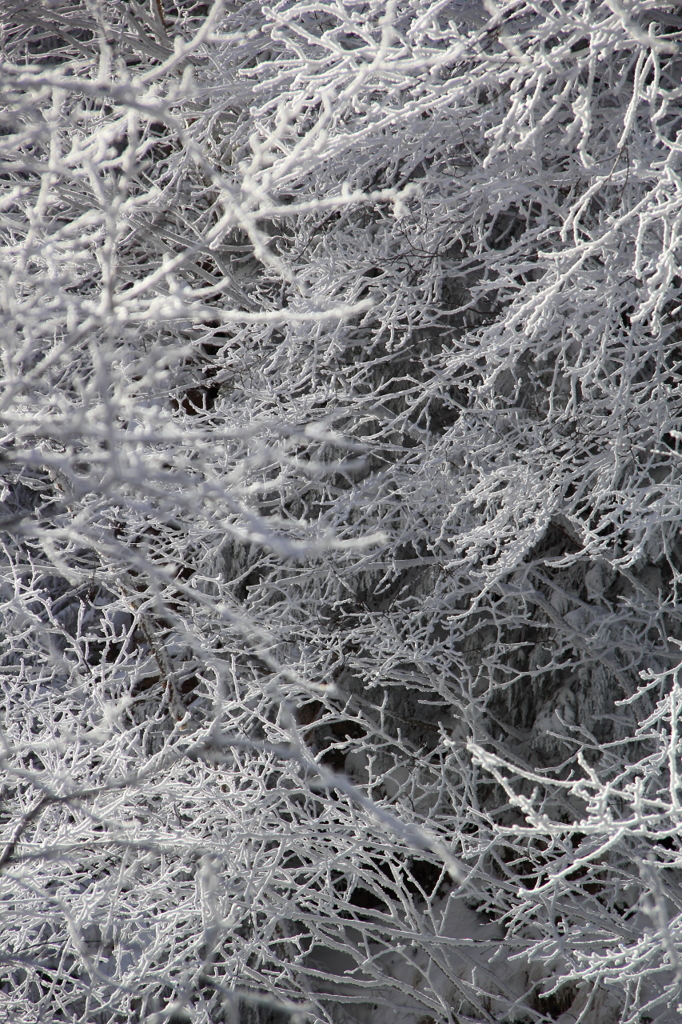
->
1, 1, 682, 1023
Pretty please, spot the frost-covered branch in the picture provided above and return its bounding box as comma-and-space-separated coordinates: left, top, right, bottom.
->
2, 1, 682, 1022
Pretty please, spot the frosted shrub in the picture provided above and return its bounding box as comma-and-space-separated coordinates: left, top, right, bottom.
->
1, 1, 682, 1021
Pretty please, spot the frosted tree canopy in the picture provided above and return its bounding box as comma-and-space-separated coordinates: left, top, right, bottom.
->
1, 1, 682, 1022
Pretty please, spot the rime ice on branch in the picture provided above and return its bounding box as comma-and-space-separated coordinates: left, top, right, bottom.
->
1, 2, 682, 1022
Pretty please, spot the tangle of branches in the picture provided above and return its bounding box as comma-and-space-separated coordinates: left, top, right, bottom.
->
1, 2, 682, 1022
